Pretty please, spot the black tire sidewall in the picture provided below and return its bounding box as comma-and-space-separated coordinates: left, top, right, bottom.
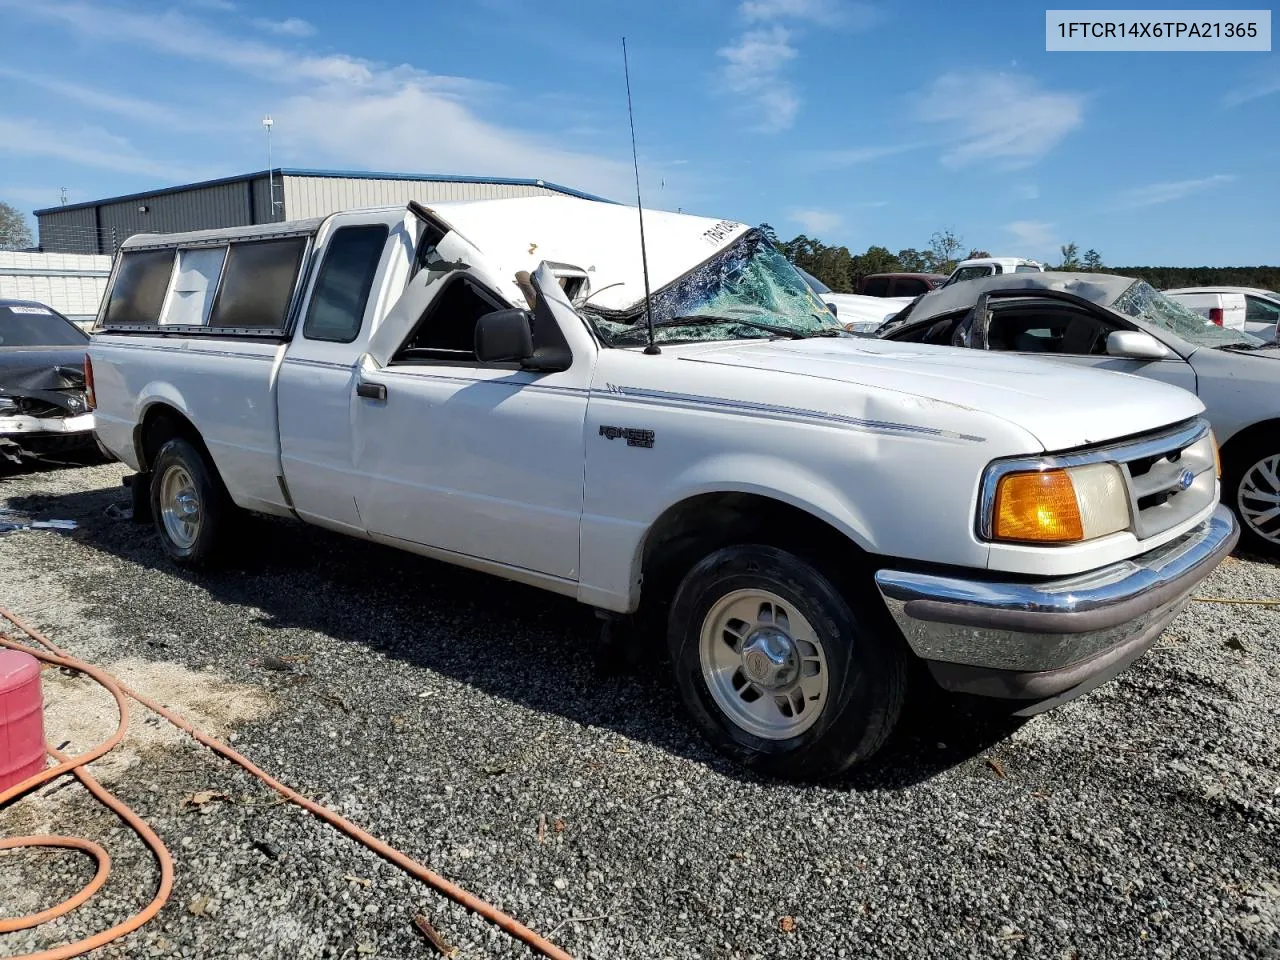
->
1225, 441, 1280, 559
149, 438, 227, 565
668, 544, 904, 780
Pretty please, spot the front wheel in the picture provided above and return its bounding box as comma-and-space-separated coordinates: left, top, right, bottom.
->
667, 544, 905, 781
1227, 442, 1280, 559
150, 437, 236, 566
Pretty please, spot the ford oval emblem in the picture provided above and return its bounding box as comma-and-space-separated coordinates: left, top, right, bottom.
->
1178, 469, 1195, 490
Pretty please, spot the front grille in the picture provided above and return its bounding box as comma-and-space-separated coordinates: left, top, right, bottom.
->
1, 395, 84, 418
1115, 420, 1216, 541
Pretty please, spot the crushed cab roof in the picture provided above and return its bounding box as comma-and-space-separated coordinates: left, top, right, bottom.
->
907, 271, 1139, 325
423, 196, 750, 313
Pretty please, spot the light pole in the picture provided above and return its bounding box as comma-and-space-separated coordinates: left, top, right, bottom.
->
262, 115, 281, 221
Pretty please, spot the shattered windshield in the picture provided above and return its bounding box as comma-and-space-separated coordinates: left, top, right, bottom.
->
587, 230, 843, 346
1111, 281, 1260, 349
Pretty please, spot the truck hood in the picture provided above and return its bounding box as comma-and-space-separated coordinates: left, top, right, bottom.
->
671, 337, 1204, 452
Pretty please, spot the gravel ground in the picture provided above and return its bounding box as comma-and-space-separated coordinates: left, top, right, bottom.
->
1, 460, 1277, 960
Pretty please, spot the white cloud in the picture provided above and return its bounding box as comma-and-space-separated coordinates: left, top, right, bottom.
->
0, 0, 634, 199
917, 72, 1084, 168
1003, 220, 1058, 259
718, 26, 800, 133
1224, 65, 1280, 106
0, 67, 209, 130
804, 142, 927, 169
1, 0, 374, 85
716, 0, 877, 134
741, 0, 878, 27
0, 116, 202, 181
789, 208, 843, 234
253, 17, 316, 38
1117, 174, 1236, 209
0, 185, 82, 210
279, 84, 633, 198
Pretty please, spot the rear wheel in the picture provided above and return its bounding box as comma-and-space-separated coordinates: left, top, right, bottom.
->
1226, 441, 1280, 559
668, 544, 905, 780
149, 438, 235, 566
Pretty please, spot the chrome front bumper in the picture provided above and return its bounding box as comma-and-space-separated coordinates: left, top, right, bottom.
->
0, 413, 95, 436
874, 506, 1238, 712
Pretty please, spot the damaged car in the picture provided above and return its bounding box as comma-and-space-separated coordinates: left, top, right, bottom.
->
878, 272, 1280, 558
0, 298, 97, 465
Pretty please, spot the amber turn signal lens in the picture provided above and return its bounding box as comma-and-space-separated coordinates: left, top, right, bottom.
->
992, 469, 1084, 543
1211, 432, 1222, 479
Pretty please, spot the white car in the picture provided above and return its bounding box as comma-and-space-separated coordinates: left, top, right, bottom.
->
1165, 287, 1278, 339
944, 257, 1045, 286
87, 198, 1235, 779
794, 267, 906, 334
879, 272, 1280, 557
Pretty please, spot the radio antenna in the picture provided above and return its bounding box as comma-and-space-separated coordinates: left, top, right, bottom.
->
623, 37, 659, 355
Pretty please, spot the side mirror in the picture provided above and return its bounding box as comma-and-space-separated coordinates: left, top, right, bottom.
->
825, 301, 838, 317
474, 308, 533, 363
1106, 330, 1169, 360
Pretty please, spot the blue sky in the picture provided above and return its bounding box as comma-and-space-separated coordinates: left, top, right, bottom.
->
0, 0, 1276, 266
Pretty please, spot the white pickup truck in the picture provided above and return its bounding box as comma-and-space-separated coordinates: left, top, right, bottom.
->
87, 197, 1237, 779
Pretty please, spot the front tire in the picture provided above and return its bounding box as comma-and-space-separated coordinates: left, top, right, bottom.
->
1226, 441, 1280, 559
149, 438, 235, 566
668, 544, 905, 781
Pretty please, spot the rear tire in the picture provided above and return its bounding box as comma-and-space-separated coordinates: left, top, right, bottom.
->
149, 438, 235, 566
1224, 439, 1280, 560
667, 544, 906, 781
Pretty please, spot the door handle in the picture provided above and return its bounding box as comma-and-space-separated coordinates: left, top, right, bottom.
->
356, 381, 387, 401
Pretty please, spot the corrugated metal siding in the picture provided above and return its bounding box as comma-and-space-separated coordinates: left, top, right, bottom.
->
281, 175, 562, 219
97, 181, 253, 253
251, 175, 281, 224
36, 207, 100, 254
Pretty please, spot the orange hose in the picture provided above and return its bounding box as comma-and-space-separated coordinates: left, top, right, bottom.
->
0, 606, 574, 960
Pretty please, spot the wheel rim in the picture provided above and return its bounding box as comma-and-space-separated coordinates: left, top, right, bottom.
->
1238, 454, 1280, 546
159, 464, 201, 551
698, 588, 830, 741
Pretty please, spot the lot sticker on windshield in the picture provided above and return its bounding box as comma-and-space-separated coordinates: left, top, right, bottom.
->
7, 306, 50, 315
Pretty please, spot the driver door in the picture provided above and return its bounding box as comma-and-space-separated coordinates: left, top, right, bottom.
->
353, 264, 593, 582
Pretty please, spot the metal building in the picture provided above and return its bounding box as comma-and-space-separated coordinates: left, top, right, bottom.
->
33, 169, 612, 255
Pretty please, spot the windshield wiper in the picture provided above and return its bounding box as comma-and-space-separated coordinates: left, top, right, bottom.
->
1218, 341, 1269, 352
617, 314, 806, 341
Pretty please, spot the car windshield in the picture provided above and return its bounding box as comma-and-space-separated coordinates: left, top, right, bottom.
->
588, 230, 843, 345
1110, 281, 1261, 349
0, 305, 89, 347
796, 266, 831, 295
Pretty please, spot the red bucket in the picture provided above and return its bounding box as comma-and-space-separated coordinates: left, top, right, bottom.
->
0, 648, 45, 792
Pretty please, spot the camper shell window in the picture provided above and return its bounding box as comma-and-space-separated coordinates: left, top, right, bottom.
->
103, 249, 174, 327
101, 234, 309, 336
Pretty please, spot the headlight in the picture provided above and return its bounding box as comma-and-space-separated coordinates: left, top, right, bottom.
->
986, 461, 1131, 544
0, 397, 16, 414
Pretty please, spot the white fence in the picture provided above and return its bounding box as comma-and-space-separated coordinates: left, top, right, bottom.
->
0, 251, 112, 329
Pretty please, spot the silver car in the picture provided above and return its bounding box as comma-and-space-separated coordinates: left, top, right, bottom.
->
879, 272, 1280, 558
